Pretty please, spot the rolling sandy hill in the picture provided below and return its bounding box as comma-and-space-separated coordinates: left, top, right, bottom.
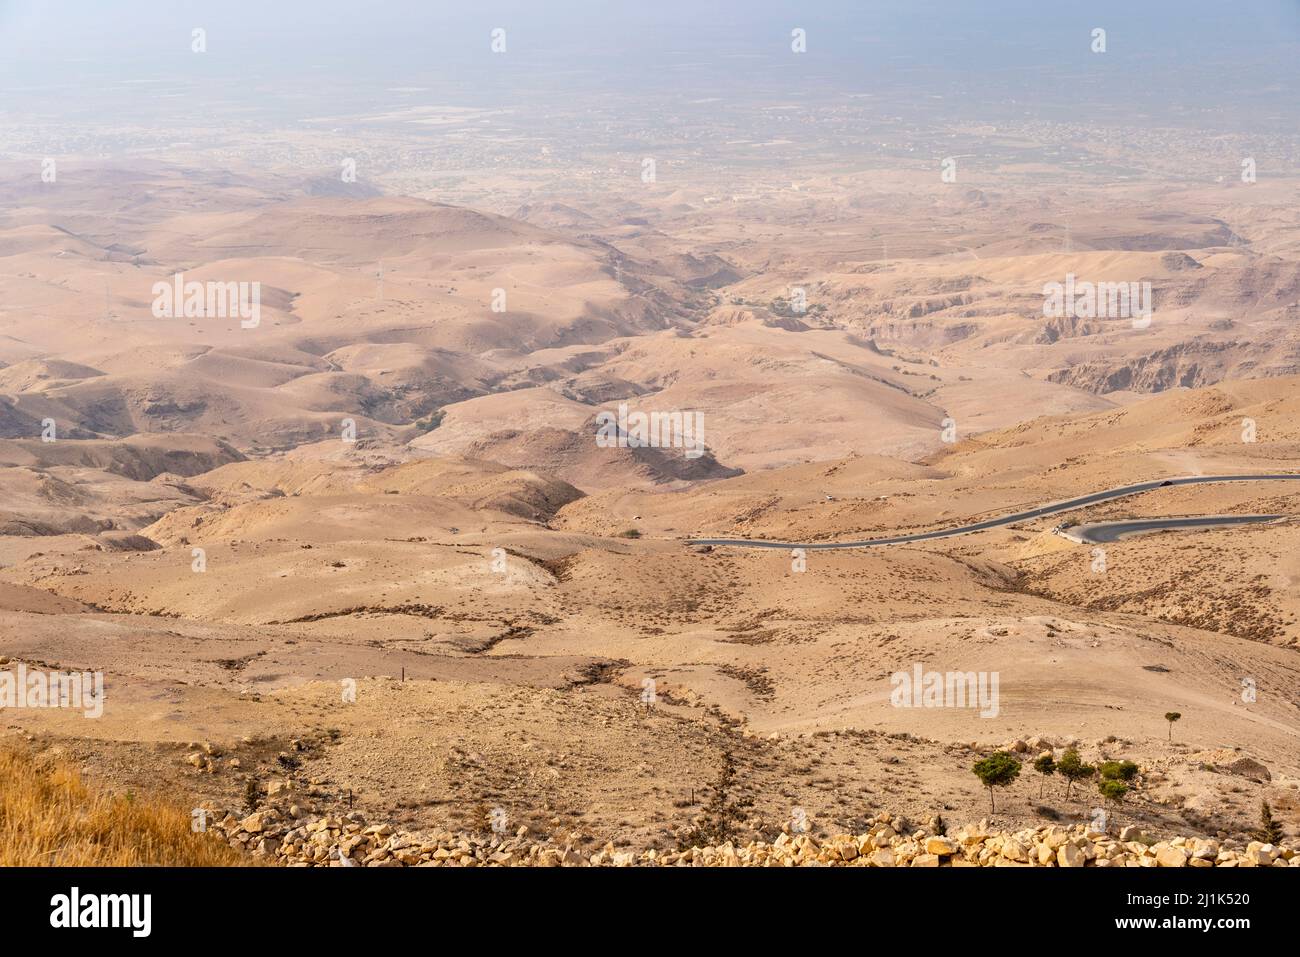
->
0, 171, 714, 455
2, 164, 1299, 858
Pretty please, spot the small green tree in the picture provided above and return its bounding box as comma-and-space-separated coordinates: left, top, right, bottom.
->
1098, 778, 1129, 808
972, 752, 1021, 813
1057, 748, 1096, 801
1099, 759, 1139, 784
1164, 712, 1181, 742
1255, 801, 1283, 845
1032, 753, 1056, 798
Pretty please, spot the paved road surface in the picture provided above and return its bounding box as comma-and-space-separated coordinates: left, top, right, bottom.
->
688, 474, 1300, 550
1061, 514, 1283, 544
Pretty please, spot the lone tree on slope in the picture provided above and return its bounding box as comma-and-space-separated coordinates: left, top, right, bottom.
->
1057, 748, 1096, 802
1032, 753, 1056, 798
1164, 712, 1182, 742
972, 752, 1022, 814
1098, 778, 1129, 810
1099, 760, 1139, 786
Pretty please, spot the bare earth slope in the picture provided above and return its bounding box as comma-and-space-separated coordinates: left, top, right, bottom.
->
1, 166, 1299, 860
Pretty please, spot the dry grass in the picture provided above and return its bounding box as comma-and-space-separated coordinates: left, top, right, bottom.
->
0, 742, 247, 866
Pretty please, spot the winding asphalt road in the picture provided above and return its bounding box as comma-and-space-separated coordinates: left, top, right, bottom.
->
687, 474, 1300, 550
1062, 514, 1283, 544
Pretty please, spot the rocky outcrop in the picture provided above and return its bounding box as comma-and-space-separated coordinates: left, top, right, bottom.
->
1225, 756, 1272, 783
1160, 252, 1202, 272
1046, 340, 1246, 394
1035, 314, 1108, 344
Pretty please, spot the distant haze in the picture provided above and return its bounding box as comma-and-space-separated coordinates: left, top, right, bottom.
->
2, 0, 1298, 132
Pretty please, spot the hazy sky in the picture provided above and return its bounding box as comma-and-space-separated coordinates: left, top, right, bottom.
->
3, 1, 1296, 64
2, 1, 1298, 129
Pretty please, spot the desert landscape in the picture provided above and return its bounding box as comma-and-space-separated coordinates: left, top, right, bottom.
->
0, 1, 1298, 883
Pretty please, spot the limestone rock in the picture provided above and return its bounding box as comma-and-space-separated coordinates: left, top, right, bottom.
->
924, 836, 958, 856
1057, 843, 1085, 868
1155, 845, 1188, 867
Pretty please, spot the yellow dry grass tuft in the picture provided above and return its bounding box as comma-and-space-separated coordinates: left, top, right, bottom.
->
0, 742, 247, 866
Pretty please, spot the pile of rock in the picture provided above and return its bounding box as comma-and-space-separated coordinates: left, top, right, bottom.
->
717, 813, 1298, 868
196, 807, 585, 867
196, 807, 1297, 867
